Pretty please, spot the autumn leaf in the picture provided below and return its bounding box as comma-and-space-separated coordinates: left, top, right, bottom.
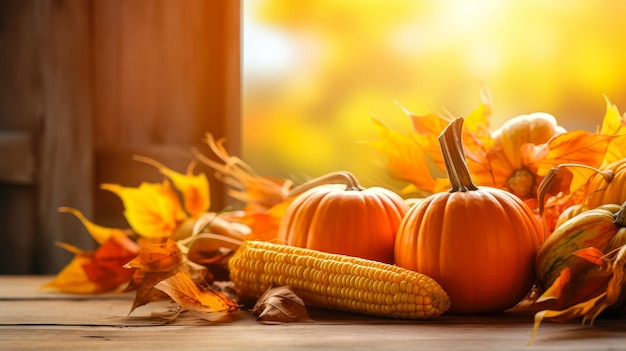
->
133, 155, 211, 218
536, 267, 572, 303
250, 286, 314, 324
598, 96, 626, 165
44, 235, 138, 294
43, 244, 102, 294
533, 130, 614, 194
154, 272, 240, 322
58, 207, 135, 245
599, 95, 626, 136
529, 244, 626, 344
364, 118, 438, 194
194, 134, 293, 211
573, 247, 606, 266
125, 239, 183, 273
124, 239, 208, 313
101, 181, 186, 239
124, 270, 176, 312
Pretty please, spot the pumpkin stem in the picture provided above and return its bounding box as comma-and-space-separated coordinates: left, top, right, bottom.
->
438, 117, 479, 192
536, 163, 615, 215
287, 171, 365, 198
614, 201, 626, 227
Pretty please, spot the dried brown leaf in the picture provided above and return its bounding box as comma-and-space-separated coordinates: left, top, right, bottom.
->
250, 286, 314, 324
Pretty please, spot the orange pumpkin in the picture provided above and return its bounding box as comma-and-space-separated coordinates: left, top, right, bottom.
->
278, 171, 408, 264
395, 118, 544, 314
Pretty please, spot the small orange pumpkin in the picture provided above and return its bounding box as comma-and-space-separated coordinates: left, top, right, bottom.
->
395, 117, 544, 314
277, 171, 408, 264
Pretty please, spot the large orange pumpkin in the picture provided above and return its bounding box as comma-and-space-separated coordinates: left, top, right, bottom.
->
278, 171, 408, 264
395, 117, 544, 314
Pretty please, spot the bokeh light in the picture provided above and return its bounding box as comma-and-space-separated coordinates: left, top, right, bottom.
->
242, 0, 626, 190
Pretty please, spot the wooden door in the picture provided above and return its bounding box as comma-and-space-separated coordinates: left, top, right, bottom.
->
0, 0, 240, 274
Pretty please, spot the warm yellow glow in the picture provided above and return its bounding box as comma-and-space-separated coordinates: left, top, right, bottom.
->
242, 0, 626, 188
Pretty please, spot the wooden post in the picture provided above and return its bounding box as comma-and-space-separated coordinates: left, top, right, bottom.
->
34, 0, 95, 273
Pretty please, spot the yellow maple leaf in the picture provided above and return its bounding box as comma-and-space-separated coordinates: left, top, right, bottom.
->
101, 181, 186, 239
134, 155, 211, 218
599, 96, 626, 166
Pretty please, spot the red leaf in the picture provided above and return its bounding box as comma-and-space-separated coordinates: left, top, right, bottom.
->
573, 247, 605, 266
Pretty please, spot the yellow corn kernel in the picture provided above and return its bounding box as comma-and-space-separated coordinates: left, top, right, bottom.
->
228, 240, 450, 319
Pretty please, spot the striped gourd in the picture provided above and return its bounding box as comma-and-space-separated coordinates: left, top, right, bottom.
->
536, 202, 626, 311
229, 240, 450, 319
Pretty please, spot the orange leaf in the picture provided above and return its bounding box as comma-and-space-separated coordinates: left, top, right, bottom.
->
125, 239, 183, 273
535, 130, 614, 194
537, 130, 613, 175
536, 267, 571, 303
195, 134, 292, 211
365, 118, 438, 194
81, 236, 139, 292
124, 270, 175, 312
573, 247, 606, 266
154, 272, 239, 321
44, 237, 138, 294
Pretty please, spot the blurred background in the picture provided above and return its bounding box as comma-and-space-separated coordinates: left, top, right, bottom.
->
242, 0, 626, 189
2, 0, 626, 274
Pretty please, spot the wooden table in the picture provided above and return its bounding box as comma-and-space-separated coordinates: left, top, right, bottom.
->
1, 276, 625, 350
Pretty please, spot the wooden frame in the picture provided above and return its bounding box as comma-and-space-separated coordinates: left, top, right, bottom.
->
0, 0, 240, 274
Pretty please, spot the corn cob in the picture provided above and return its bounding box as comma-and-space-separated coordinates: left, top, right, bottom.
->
228, 240, 450, 319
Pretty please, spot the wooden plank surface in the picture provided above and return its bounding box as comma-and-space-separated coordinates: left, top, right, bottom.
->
1, 276, 625, 350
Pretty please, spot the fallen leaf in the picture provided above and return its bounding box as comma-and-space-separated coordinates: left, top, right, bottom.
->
44, 236, 138, 294
251, 286, 314, 324
154, 272, 240, 322
124, 239, 208, 313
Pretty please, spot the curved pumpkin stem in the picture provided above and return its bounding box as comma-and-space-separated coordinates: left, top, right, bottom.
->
614, 201, 626, 227
536, 163, 615, 215
438, 117, 479, 193
287, 171, 365, 198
